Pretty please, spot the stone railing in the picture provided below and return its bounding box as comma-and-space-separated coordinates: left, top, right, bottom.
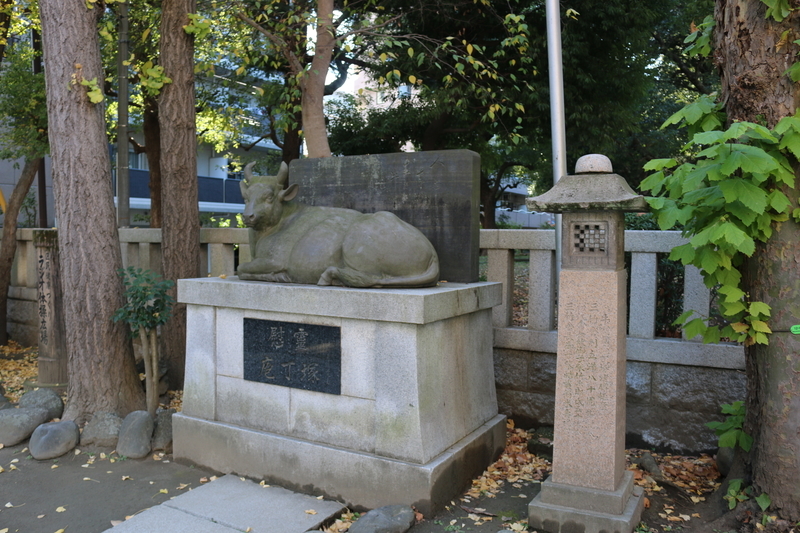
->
481, 229, 744, 370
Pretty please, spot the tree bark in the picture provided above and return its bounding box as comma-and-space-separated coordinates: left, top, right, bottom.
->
715, 0, 800, 519
159, 0, 199, 389
301, 0, 334, 158
39, 0, 144, 422
0, 158, 40, 345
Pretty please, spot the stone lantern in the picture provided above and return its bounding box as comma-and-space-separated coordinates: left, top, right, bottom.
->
526, 154, 648, 533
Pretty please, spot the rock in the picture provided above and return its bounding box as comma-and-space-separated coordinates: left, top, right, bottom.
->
0, 407, 49, 446
0, 394, 12, 411
19, 388, 64, 420
116, 411, 154, 459
348, 505, 416, 533
716, 446, 735, 477
638, 451, 663, 478
81, 412, 123, 447
30, 420, 80, 460
151, 409, 175, 452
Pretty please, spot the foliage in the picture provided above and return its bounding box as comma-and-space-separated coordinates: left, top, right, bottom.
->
18, 190, 37, 229
113, 267, 175, 337
641, 95, 797, 346
0, 40, 48, 161
706, 401, 753, 451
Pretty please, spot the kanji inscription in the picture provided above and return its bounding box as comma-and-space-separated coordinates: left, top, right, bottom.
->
243, 318, 341, 395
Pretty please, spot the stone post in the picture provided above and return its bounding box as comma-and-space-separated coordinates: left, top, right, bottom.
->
33, 229, 68, 389
526, 155, 646, 533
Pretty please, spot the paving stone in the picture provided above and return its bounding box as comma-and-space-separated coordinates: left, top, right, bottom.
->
348, 505, 416, 533
116, 410, 154, 459
19, 388, 63, 420
0, 407, 49, 446
29, 420, 80, 459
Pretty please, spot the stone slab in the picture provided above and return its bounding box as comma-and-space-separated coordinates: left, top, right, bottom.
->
178, 277, 502, 325
552, 269, 627, 492
538, 471, 635, 515
174, 413, 507, 516
103, 505, 241, 533
103, 475, 345, 533
291, 150, 481, 283
164, 475, 345, 532
529, 485, 645, 533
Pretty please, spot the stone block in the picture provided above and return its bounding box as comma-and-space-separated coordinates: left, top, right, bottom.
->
216, 375, 290, 435
216, 307, 244, 378
627, 404, 719, 453
538, 471, 636, 515
652, 365, 746, 413
494, 349, 528, 391
183, 304, 216, 420
340, 319, 376, 400
174, 413, 506, 516
290, 150, 481, 283
496, 390, 555, 427
625, 362, 651, 404
529, 484, 644, 533
289, 389, 376, 453
528, 353, 557, 394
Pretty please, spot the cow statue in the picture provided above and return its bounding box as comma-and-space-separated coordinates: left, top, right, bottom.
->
236, 162, 440, 288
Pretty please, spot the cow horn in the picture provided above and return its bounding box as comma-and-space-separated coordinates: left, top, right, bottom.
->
277, 162, 289, 187
243, 162, 256, 184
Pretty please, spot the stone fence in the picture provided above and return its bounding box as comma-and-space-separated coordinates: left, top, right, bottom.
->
5, 228, 745, 452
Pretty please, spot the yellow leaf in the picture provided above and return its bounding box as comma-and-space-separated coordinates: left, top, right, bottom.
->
55, 529, 66, 533
305, 509, 317, 515
51, 464, 58, 469
0, 527, 7, 532
408, 75, 417, 84
56, 506, 66, 512
159, 489, 168, 494
122, 475, 132, 481
467, 43, 474, 55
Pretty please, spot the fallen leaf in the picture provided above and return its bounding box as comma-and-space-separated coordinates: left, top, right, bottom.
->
74, 449, 81, 455
122, 475, 132, 481
51, 464, 59, 469
37, 515, 45, 518
56, 506, 66, 512
680, 514, 691, 521
110, 521, 123, 526
177, 483, 189, 490
9, 464, 17, 470
159, 489, 168, 494
55, 529, 65, 533
220, 274, 228, 279
200, 477, 209, 483
4, 502, 12, 508
316, 495, 324, 500
0, 528, 6, 533
10, 458, 18, 463
83, 477, 100, 482
305, 509, 318, 515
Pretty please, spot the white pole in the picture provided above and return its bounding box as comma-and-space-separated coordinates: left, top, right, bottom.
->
546, 0, 566, 287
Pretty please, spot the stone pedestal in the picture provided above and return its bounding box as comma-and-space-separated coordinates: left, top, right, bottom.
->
173, 277, 506, 515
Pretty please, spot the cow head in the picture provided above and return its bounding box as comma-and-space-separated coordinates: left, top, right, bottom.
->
240, 162, 299, 232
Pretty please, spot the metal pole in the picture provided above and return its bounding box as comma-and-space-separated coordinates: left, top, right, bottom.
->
117, 2, 130, 227
546, 0, 566, 284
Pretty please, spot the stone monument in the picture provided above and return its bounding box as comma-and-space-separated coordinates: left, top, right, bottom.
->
174, 152, 504, 514
525, 154, 647, 533
32, 229, 67, 390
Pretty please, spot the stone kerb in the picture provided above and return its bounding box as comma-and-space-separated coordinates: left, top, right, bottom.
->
174, 277, 506, 513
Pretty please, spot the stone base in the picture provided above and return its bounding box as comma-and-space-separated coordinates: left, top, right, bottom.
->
174, 412, 506, 516
529, 473, 645, 533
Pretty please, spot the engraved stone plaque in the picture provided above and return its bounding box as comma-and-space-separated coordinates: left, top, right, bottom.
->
243, 318, 341, 395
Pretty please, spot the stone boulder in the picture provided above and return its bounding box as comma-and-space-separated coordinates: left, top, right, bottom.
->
116, 411, 154, 459
151, 409, 175, 452
0, 407, 49, 446
19, 388, 64, 420
80, 412, 124, 447
30, 420, 80, 460
348, 505, 416, 533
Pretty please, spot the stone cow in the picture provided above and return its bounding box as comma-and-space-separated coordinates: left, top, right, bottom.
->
236, 162, 440, 288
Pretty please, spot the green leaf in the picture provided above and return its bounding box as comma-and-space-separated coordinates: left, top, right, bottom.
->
684, 317, 707, 339
748, 301, 771, 317
642, 158, 677, 172
718, 284, 746, 302
739, 431, 754, 452
755, 493, 771, 512
720, 144, 779, 176
719, 179, 768, 214
768, 190, 791, 213
718, 429, 739, 448
669, 243, 695, 264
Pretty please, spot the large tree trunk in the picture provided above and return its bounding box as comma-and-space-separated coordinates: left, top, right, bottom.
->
39, 0, 144, 422
0, 158, 40, 345
301, 0, 334, 158
159, 0, 199, 389
715, 0, 800, 519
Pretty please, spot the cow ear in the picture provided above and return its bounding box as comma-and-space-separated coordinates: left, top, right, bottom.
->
280, 183, 299, 202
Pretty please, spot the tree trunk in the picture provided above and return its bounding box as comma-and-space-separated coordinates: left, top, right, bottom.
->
39, 0, 144, 422
480, 174, 497, 229
159, 0, 199, 389
301, 0, 334, 158
0, 158, 40, 345
715, 0, 800, 519
143, 97, 163, 228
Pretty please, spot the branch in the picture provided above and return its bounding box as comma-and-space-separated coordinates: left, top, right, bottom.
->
235, 9, 304, 75
652, 31, 710, 95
